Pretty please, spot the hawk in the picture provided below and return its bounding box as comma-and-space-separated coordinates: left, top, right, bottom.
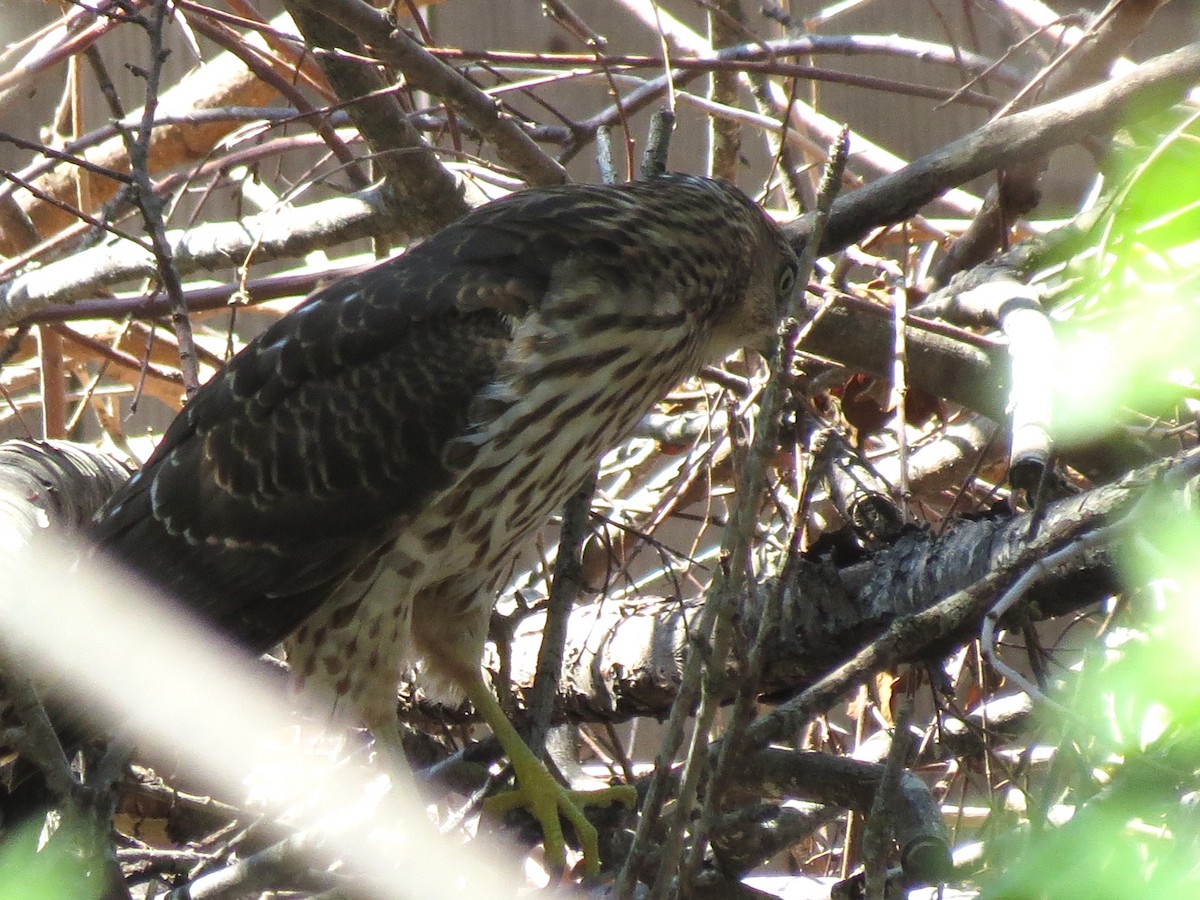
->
93, 174, 799, 873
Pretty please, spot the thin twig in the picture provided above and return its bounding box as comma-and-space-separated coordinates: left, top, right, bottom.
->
84, 6, 202, 396
295, 0, 567, 187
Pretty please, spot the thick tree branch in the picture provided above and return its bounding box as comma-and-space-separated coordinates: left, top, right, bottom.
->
0, 188, 397, 327
806, 42, 1200, 256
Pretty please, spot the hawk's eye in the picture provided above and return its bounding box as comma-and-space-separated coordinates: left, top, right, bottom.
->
777, 262, 798, 298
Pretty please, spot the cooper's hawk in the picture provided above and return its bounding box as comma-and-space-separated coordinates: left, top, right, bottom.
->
93, 174, 798, 873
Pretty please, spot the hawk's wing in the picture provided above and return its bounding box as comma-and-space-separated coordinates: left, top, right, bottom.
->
93, 190, 586, 650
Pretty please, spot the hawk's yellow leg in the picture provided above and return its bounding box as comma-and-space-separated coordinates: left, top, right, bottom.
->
461, 673, 637, 876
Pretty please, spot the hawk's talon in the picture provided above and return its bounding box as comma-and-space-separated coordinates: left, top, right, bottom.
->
464, 674, 636, 876
483, 773, 637, 876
